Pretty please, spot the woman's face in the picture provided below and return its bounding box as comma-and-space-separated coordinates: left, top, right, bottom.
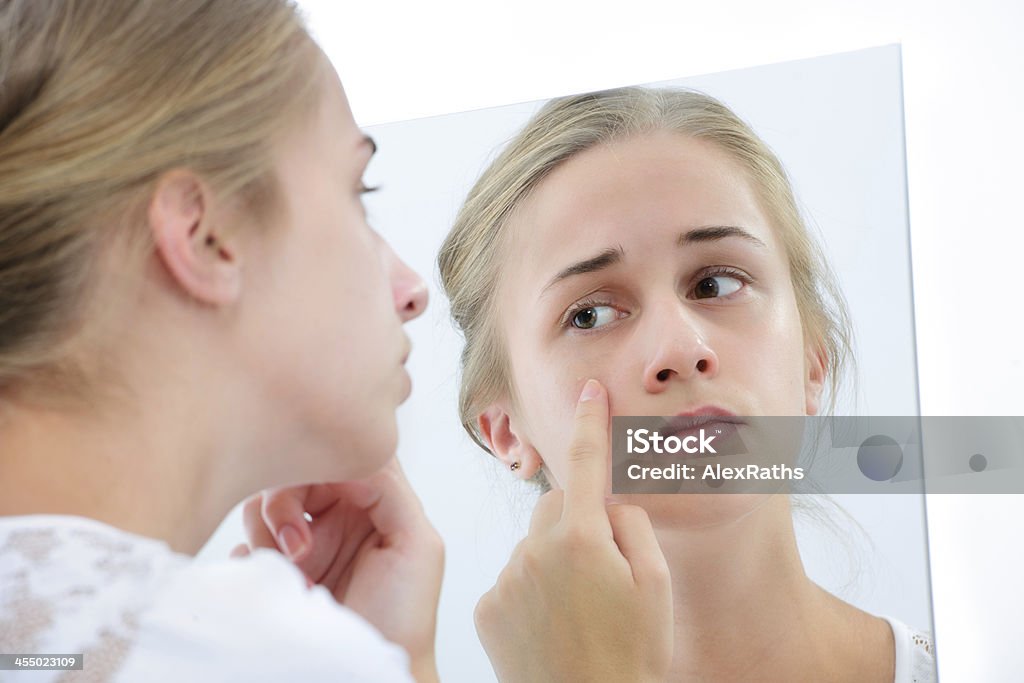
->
239, 65, 426, 482
485, 130, 823, 519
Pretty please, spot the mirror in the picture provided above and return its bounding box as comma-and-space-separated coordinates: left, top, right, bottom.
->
365, 44, 931, 680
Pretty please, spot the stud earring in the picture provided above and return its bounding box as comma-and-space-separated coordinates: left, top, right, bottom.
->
510, 461, 521, 472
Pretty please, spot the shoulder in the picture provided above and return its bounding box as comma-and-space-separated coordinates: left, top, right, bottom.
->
126, 548, 413, 680
881, 615, 937, 683
0, 515, 413, 683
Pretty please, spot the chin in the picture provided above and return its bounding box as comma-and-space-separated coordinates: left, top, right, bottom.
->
347, 425, 399, 478
290, 416, 397, 484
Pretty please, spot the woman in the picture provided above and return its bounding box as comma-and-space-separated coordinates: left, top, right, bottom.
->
0, 0, 440, 679
0, 1, 672, 681
434, 88, 937, 682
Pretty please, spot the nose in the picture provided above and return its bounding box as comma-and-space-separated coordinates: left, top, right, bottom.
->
641, 308, 718, 393
378, 234, 428, 322
392, 257, 428, 323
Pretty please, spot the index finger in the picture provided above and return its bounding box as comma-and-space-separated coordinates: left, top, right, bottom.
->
562, 378, 613, 529
259, 485, 315, 560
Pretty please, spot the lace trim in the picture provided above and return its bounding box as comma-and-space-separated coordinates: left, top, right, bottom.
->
1, 517, 171, 681
911, 631, 933, 656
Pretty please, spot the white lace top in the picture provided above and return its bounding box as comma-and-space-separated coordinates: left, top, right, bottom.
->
882, 615, 937, 683
0, 514, 937, 683
0, 515, 414, 682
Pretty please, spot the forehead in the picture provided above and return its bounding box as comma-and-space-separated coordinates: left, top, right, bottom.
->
322, 66, 359, 133
308, 67, 360, 146
275, 66, 364, 174
504, 130, 778, 275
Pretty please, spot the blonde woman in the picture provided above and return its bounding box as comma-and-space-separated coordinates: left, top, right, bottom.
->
0, 1, 674, 681
433, 88, 937, 682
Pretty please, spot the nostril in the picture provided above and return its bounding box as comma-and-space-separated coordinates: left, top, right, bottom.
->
656, 369, 671, 382
696, 359, 708, 373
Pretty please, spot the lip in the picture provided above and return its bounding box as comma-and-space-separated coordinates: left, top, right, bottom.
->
399, 366, 412, 401
668, 407, 743, 428
400, 336, 412, 365
661, 409, 745, 454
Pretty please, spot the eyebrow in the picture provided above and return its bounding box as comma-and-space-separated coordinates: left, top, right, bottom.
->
541, 246, 625, 295
539, 225, 767, 297
679, 225, 767, 249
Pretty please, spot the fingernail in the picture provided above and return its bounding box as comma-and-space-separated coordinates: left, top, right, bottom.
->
277, 524, 306, 560
579, 379, 601, 402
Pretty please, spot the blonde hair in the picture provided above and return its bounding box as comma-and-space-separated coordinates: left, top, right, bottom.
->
439, 87, 855, 462
0, 0, 322, 396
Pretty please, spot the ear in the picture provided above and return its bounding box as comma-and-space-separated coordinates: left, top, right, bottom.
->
804, 341, 827, 416
478, 404, 543, 480
149, 170, 242, 306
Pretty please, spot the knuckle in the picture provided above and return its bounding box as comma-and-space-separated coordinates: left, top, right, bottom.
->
377, 463, 403, 488
474, 592, 496, 630
566, 440, 594, 464
242, 494, 263, 519
608, 503, 647, 525
505, 540, 528, 572
532, 490, 562, 518
558, 525, 597, 557
426, 527, 446, 560
519, 546, 545, 576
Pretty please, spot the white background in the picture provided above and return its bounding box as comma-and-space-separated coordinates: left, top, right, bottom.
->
205, 2, 1023, 680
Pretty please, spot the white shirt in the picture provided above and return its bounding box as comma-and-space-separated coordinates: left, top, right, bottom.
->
1, 514, 937, 683
0, 515, 414, 682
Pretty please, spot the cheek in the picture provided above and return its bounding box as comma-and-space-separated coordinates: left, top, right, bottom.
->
512, 340, 632, 484
741, 303, 809, 411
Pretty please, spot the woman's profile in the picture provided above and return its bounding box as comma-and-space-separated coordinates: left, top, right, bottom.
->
0, 0, 442, 679
436, 87, 938, 682
0, 1, 677, 681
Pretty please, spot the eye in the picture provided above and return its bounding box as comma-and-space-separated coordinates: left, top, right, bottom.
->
568, 303, 620, 330
358, 182, 379, 195
692, 269, 748, 299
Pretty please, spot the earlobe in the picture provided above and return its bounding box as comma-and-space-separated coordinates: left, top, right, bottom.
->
149, 170, 242, 306
478, 405, 543, 479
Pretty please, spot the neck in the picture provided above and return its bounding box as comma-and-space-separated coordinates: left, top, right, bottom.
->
0, 382, 245, 554
647, 495, 892, 682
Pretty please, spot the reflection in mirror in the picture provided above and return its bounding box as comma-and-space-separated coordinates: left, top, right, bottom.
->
361, 44, 934, 681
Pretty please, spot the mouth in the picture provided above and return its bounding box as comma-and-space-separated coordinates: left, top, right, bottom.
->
666, 407, 742, 428
399, 365, 412, 401
661, 409, 745, 454
400, 336, 412, 365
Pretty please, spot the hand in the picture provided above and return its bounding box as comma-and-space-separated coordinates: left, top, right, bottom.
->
474, 379, 674, 683
235, 458, 444, 683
